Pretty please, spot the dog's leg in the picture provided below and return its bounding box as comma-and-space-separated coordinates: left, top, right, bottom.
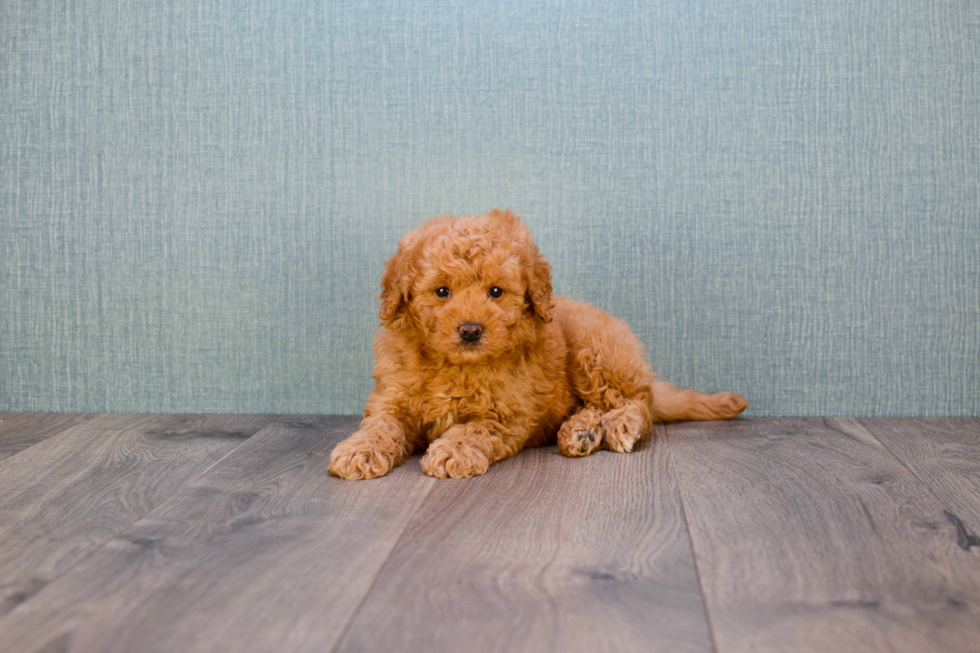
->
420, 421, 524, 479
650, 381, 750, 421
328, 414, 415, 480
558, 315, 661, 455
558, 301, 658, 454
557, 407, 604, 457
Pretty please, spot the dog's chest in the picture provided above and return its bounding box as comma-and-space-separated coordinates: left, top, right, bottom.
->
413, 368, 517, 436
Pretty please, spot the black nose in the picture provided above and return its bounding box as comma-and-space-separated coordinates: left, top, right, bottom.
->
458, 322, 484, 343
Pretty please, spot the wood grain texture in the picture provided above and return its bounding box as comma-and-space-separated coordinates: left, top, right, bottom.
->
0, 413, 271, 616
0, 413, 96, 461
0, 416, 436, 653
667, 418, 980, 653
859, 418, 980, 532
335, 425, 714, 653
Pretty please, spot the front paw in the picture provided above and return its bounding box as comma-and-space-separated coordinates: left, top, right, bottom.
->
421, 439, 490, 479
328, 433, 396, 480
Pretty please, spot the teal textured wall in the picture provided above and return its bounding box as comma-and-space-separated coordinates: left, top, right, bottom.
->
2, 0, 978, 416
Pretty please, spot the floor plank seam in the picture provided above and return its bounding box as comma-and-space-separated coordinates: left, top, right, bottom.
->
853, 418, 974, 531
0, 416, 267, 629
663, 423, 721, 653
0, 412, 101, 463
327, 474, 437, 653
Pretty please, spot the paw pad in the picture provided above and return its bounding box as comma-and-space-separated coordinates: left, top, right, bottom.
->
576, 427, 596, 453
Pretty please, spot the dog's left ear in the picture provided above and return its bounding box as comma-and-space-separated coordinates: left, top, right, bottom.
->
525, 249, 554, 322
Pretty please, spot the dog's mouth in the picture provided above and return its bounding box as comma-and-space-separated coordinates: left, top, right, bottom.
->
451, 335, 492, 360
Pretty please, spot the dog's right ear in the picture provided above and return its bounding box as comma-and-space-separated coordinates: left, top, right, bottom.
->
379, 251, 409, 321
378, 232, 420, 322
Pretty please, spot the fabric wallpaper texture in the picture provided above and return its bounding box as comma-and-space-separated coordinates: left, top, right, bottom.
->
1, 0, 978, 416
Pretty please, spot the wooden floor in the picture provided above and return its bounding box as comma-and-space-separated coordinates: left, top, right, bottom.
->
0, 414, 978, 653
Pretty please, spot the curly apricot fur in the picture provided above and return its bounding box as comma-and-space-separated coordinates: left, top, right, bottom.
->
328, 210, 749, 480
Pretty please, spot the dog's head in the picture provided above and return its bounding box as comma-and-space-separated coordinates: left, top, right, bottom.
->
378, 210, 553, 362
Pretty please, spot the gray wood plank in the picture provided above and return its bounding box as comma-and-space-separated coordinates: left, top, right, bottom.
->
668, 418, 980, 653
335, 425, 714, 653
0, 416, 436, 653
0, 413, 96, 461
0, 413, 272, 616
860, 418, 980, 532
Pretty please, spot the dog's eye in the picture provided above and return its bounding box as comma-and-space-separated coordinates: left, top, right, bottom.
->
488, 286, 504, 299
435, 287, 451, 299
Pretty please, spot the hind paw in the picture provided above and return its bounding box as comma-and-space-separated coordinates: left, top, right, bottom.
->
558, 409, 604, 457
600, 406, 648, 453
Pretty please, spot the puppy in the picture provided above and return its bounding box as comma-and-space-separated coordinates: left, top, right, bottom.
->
329, 210, 748, 480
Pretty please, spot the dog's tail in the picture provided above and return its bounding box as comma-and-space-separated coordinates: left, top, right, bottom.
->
650, 381, 750, 422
